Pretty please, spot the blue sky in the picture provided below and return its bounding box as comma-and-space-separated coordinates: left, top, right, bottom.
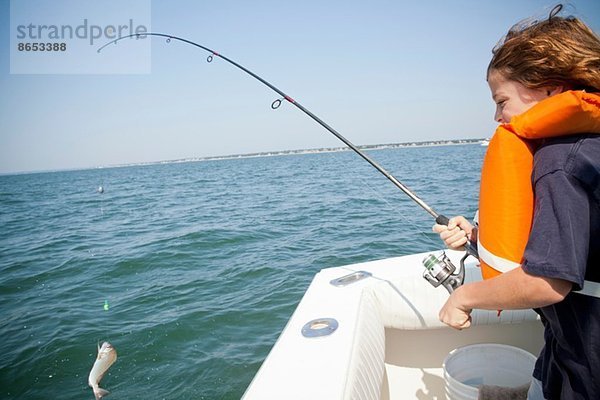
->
1, 0, 599, 174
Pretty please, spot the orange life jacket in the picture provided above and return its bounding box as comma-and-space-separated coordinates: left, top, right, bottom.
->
478, 91, 600, 283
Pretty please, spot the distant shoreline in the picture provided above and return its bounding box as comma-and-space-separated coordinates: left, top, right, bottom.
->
3, 138, 486, 176
102, 138, 486, 168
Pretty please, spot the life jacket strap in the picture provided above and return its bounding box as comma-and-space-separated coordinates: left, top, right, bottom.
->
478, 238, 600, 299
477, 239, 520, 273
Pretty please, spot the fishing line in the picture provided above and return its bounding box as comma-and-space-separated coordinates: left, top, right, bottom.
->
97, 33, 478, 261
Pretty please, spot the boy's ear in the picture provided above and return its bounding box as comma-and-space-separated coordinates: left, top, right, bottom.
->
546, 86, 565, 96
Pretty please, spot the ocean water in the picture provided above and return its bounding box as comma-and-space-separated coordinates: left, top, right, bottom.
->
0, 144, 485, 399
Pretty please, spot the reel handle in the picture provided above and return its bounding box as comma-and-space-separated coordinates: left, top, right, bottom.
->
436, 214, 479, 259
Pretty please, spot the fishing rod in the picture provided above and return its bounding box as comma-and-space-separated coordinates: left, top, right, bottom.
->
98, 33, 478, 292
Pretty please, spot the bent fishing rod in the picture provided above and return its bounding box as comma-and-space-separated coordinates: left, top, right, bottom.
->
98, 33, 477, 291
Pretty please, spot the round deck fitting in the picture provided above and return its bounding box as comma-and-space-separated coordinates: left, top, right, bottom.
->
301, 318, 339, 338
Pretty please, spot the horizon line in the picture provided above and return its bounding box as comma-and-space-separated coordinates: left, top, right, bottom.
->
1, 138, 486, 176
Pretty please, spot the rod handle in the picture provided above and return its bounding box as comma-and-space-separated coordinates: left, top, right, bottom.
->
436, 214, 479, 259
435, 215, 450, 226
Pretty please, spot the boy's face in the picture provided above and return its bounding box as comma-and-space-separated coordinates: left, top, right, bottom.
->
487, 70, 560, 123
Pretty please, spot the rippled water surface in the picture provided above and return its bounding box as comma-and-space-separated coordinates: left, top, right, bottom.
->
0, 144, 485, 399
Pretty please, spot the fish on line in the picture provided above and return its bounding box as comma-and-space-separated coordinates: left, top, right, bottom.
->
88, 341, 117, 400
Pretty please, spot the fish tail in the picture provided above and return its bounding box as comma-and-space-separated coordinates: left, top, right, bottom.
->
94, 387, 110, 400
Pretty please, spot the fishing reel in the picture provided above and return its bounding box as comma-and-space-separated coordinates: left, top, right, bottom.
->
422, 251, 468, 294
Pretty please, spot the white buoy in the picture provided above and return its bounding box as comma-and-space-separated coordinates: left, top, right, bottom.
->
97, 186, 104, 194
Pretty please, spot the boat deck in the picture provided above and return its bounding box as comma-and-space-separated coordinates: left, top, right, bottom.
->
243, 250, 544, 400
382, 323, 543, 399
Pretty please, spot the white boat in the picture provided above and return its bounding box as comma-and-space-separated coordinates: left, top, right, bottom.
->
242, 250, 543, 399
480, 139, 490, 147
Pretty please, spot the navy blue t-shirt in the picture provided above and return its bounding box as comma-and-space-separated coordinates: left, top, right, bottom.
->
522, 134, 600, 400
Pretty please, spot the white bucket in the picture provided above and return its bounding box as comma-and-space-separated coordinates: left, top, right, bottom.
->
443, 343, 536, 400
